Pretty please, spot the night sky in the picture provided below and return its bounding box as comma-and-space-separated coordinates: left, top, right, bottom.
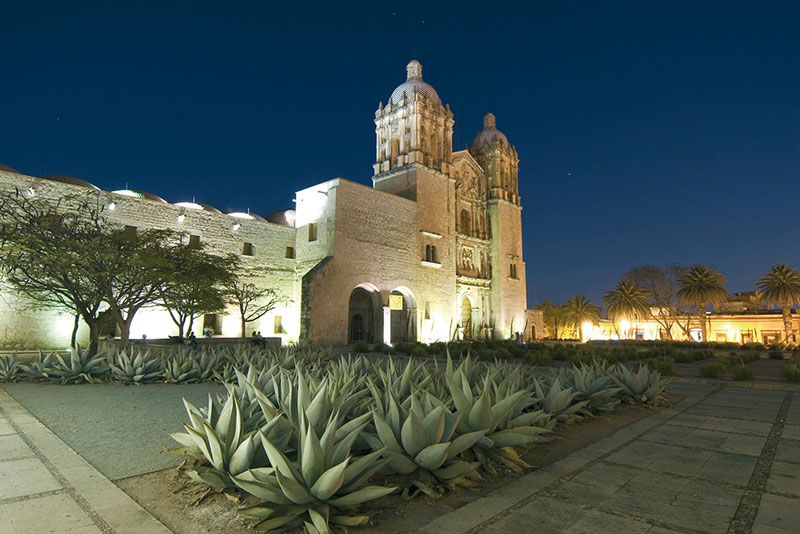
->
2, 1, 799, 309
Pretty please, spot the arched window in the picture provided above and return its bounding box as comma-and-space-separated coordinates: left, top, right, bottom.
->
425, 244, 432, 262
460, 209, 471, 236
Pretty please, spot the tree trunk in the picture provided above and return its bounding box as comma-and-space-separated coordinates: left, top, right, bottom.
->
782, 302, 793, 345
698, 301, 706, 342
241, 317, 247, 338
70, 314, 80, 349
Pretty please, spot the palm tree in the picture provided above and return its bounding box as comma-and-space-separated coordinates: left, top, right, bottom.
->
603, 281, 651, 339
563, 295, 601, 341
677, 265, 728, 342
756, 264, 800, 345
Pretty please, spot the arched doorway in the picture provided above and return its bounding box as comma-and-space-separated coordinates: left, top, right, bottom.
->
460, 296, 472, 339
390, 288, 417, 344
349, 286, 380, 343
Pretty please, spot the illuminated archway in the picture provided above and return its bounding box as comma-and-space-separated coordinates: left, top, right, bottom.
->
348, 284, 382, 343
460, 296, 473, 339
389, 286, 417, 344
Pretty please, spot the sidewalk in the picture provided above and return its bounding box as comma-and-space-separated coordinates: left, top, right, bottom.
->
418, 383, 799, 534
0, 388, 171, 534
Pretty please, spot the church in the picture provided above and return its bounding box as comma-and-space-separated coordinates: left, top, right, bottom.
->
0, 61, 531, 349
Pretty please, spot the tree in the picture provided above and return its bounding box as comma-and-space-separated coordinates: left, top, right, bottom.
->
85, 227, 180, 348
158, 245, 239, 338
756, 264, 800, 345
677, 265, 728, 342
562, 295, 601, 341
534, 300, 566, 339
0, 190, 113, 355
603, 280, 651, 339
226, 270, 285, 337
623, 264, 692, 340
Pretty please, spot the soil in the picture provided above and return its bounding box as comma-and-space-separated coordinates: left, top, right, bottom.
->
116, 398, 672, 534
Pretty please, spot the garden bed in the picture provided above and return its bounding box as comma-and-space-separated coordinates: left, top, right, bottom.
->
117, 400, 666, 534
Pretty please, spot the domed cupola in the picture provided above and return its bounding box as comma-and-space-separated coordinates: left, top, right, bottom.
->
390, 60, 441, 105
471, 113, 509, 150
470, 113, 520, 205
373, 60, 454, 178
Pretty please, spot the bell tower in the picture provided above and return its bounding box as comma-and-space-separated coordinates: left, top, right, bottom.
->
470, 113, 520, 205
470, 113, 526, 338
373, 60, 454, 183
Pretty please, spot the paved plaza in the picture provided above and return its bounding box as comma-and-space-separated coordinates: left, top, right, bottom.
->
0, 382, 797, 533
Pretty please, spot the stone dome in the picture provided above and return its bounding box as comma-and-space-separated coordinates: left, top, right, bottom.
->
0, 164, 20, 174
41, 174, 100, 190
266, 209, 296, 228
471, 113, 509, 149
390, 60, 441, 105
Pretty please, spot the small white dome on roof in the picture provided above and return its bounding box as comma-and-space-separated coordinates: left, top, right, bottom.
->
471, 113, 509, 149
390, 60, 441, 105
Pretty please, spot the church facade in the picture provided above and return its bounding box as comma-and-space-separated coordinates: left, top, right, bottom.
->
0, 61, 529, 349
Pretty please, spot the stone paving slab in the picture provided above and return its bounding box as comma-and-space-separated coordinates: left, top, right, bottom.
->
418, 383, 797, 534
0, 388, 170, 534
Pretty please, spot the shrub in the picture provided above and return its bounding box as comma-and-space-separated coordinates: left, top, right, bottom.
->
410, 344, 427, 358
742, 342, 766, 351
732, 366, 754, 381
351, 341, 369, 354
739, 350, 761, 363
371, 343, 392, 354
699, 361, 726, 378
524, 351, 553, 367
393, 342, 414, 354
645, 357, 675, 376
784, 362, 800, 383
768, 350, 785, 360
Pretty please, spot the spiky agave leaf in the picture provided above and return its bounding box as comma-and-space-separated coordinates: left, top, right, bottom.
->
233, 407, 394, 533
612, 363, 667, 404
109, 349, 162, 384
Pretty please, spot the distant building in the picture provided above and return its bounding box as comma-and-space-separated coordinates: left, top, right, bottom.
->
0, 61, 530, 349
579, 294, 796, 345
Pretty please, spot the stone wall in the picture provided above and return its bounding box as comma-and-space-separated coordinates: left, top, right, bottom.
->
0, 169, 299, 349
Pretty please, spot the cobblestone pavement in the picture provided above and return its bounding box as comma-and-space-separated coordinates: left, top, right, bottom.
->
0, 388, 170, 534
419, 383, 798, 534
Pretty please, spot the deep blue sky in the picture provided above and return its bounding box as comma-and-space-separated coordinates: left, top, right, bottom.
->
2, 1, 799, 309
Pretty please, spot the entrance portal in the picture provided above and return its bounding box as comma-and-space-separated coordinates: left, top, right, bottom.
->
461, 297, 472, 339
389, 289, 417, 344
348, 287, 378, 343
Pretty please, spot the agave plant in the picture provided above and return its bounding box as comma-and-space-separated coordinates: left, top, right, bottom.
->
445, 370, 551, 471
50, 348, 108, 384
195, 350, 221, 382
612, 364, 667, 404
163, 352, 200, 383
364, 390, 485, 498
0, 354, 21, 382
109, 350, 162, 384
234, 414, 395, 533
532, 377, 589, 423
566, 363, 623, 415
170, 393, 268, 489
18, 351, 56, 380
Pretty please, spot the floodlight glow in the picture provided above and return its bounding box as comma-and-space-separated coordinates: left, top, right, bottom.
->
232, 223, 241, 231
107, 202, 116, 210
228, 212, 254, 220
27, 187, 35, 196
175, 202, 204, 210
113, 189, 144, 198
177, 214, 185, 223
